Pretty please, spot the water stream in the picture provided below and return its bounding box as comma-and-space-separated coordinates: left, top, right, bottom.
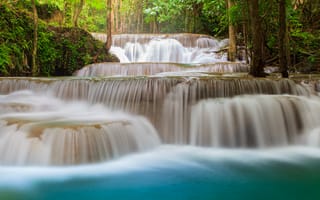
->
1, 34, 320, 199
109, 34, 228, 63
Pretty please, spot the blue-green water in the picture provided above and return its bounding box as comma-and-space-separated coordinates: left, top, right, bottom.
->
1, 146, 320, 200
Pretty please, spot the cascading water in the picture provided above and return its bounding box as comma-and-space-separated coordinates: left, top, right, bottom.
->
76, 62, 250, 76
0, 90, 160, 166
113, 38, 225, 63
92, 33, 227, 48
2, 33, 320, 199
79, 33, 245, 77
190, 95, 320, 147
108, 34, 229, 63
0, 77, 316, 146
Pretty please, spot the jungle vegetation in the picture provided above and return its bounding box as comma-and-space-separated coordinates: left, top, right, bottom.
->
0, 0, 319, 76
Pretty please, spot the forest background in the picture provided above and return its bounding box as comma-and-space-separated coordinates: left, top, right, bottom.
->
0, 0, 319, 76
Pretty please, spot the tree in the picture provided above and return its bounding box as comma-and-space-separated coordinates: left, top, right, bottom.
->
248, 0, 265, 77
226, 0, 236, 61
63, 0, 72, 26
31, 0, 38, 76
279, 0, 289, 77
105, 0, 112, 52
72, 0, 85, 27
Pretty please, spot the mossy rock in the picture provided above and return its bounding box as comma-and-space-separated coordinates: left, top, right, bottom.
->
47, 26, 119, 76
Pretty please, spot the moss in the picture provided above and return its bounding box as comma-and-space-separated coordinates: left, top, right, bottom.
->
46, 26, 119, 76
0, 3, 118, 77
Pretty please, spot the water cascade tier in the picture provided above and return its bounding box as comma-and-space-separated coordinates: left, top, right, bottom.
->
92, 33, 232, 64
0, 77, 318, 148
189, 95, 320, 147
0, 90, 160, 166
2, 30, 320, 199
92, 33, 229, 48
1, 29, 320, 200
76, 62, 249, 77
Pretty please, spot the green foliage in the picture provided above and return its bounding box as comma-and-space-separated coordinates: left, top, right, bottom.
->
0, 44, 11, 75
2, 0, 319, 75
37, 30, 56, 75
0, 3, 32, 76
142, 0, 227, 34
50, 28, 94, 75
36, 0, 106, 32
287, 0, 320, 71
0, 3, 116, 77
79, 1, 106, 32
201, 0, 227, 35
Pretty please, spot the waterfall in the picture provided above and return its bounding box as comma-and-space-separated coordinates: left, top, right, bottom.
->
0, 77, 316, 148
159, 78, 311, 144
92, 33, 225, 48
0, 91, 160, 165
109, 38, 227, 64
76, 62, 249, 76
2, 29, 320, 166
91, 33, 232, 65
83, 33, 248, 76
2, 31, 320, 199
0, 78, 311, 107
190, 95, 320, 147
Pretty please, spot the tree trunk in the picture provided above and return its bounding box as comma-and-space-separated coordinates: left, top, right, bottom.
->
31, 0, 38, 76
114, 0, 120, 33
193, 5, 196, 33
72, 0, 85, 27
137, 12, 141, 33
279, 0, 289, 77
105, 0, 112, 52
243, 22, 249, 64
227, 0, 236, 61
63, 0, 71, 26
184, 9, 188, 32
248, 0, 265, 77
140, 11, 144, 33
111, 1, 115, 33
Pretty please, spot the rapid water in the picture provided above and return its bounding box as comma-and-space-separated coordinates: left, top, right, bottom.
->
0, 90, 160, 165
93, 33, 233, 64
84, 33, 241, 77
0, 77, 313, 145
1, 78, 320, 199
76, 62, 249, 76
2, 33, 320, 199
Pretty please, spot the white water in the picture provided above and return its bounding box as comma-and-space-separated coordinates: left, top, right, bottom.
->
110, 38, 227, 63
0, 78, 319, 150
1, 146, 319, 181
92, 33, 230, 64
76, 62, 249, 76
80, 33, 248, 77
1, 33, 320, 200
1, 33, 320, 167
190, 95, 320, 147
1, 145, 320, 200
92, 33, 228, 48
0, 91, 160, 166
